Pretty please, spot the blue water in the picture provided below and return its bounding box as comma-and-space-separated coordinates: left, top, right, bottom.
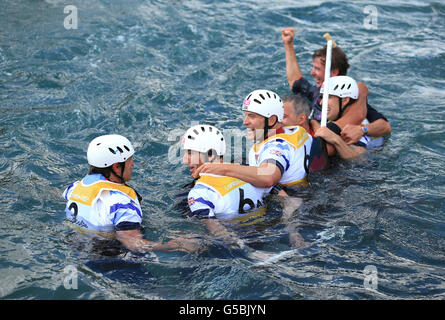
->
1, 0, 445, 299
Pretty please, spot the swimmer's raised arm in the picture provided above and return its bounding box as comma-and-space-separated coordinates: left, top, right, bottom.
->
282, 27, 303, 89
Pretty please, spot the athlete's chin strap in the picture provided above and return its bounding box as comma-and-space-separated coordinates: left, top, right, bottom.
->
263, 116, 278, 141
336, 97, 354, 121
111, 163, 143, 203
111, 162, 126, 184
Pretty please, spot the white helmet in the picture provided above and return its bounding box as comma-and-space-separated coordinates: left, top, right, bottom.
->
242, 89, 284, 122
87, 134, 135, 168
320, 76, 359, 99
181, 125, 226, 156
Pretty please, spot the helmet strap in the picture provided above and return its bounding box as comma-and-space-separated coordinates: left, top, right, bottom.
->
337, 97, 343, 120
263, 115, 278, 140
111, 162, 126, 183
263, 118, 269, 142
110, 162, 142, 202
205, 149, 218, 163
337, 97, 355, 120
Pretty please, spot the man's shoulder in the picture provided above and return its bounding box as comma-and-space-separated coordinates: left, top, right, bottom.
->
266, 126, 311, 149
292, 76, 319, 98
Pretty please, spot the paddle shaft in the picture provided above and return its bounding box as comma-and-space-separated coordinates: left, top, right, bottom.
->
320, 40, 333, 127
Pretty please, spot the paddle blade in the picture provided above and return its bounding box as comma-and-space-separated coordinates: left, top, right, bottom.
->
307, 137, 329, 172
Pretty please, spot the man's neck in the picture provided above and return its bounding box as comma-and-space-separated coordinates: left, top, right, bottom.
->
255, 126, 285, 145
108, 173, 124, 184
267, 126, 285, 138
301, 122, 310, 133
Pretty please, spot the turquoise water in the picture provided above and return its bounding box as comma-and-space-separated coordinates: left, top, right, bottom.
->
1, 0, 444, 300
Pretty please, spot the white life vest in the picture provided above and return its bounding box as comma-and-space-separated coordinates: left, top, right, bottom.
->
188, 174, 271, 220
63, 174, 142, 232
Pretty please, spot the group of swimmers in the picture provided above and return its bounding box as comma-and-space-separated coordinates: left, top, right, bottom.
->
62, 29, 391, 253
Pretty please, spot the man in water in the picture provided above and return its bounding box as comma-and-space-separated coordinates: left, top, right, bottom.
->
182, 124, 277, 238
281, 27, 391, 148
192, 89, 313, 189
62, 134, 194, 253
182, 124, 305, 248
282, 93, 311, 133
313, 76, 375, 159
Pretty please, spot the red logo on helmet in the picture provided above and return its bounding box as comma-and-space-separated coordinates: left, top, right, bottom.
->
243, 99, 251, 106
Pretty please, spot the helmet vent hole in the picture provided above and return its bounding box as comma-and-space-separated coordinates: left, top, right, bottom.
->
216, 130, 220, 135
193, 129, 199, 135
334, 85, 339, 90
209, 126, 213, 132
246, 94, 252, 100
188, 135, 194, 140
124, 145, 130, 152
254, 99, 261, 104
259, 94, 265, 100
116, 146, 123, 153
108, 148, 115, 154
97, 143, 101, 146
201, 126, 205, 132
266, 92, 271, 98
341, 84, 345, 89
347, 84, 351, 89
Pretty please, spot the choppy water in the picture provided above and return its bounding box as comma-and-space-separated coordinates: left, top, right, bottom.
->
1, 0, 444, 300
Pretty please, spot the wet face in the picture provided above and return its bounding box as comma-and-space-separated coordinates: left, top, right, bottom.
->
311, 57, 325, 88
311, 56, 340, 88
242, 111, 267, 141
282, 101, 299, 127
116, 156, 134, 182
326, 95, 341, 121
182, 149, 206, 176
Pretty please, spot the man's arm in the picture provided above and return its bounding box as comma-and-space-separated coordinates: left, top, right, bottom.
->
192, 162, 282, 188
314, 126, 366, 159
187, 187, 246, 248
116, 229, 196, 253
282, 27, 303, 89
203, 219, 246, 248
341, 118, 392, 145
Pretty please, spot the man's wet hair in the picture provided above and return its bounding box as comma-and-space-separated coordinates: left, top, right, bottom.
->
282, 93, 310, 118
89, 165, 113, 179
313, 45, 350, 76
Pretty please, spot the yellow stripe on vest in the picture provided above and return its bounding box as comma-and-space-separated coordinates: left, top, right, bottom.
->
231, 206, 267, 226
282, 176, 309, 187
197, 174, 247, 197
63, 221, 116, 239
69, 180, 137, 206
253, 126, 309, 153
